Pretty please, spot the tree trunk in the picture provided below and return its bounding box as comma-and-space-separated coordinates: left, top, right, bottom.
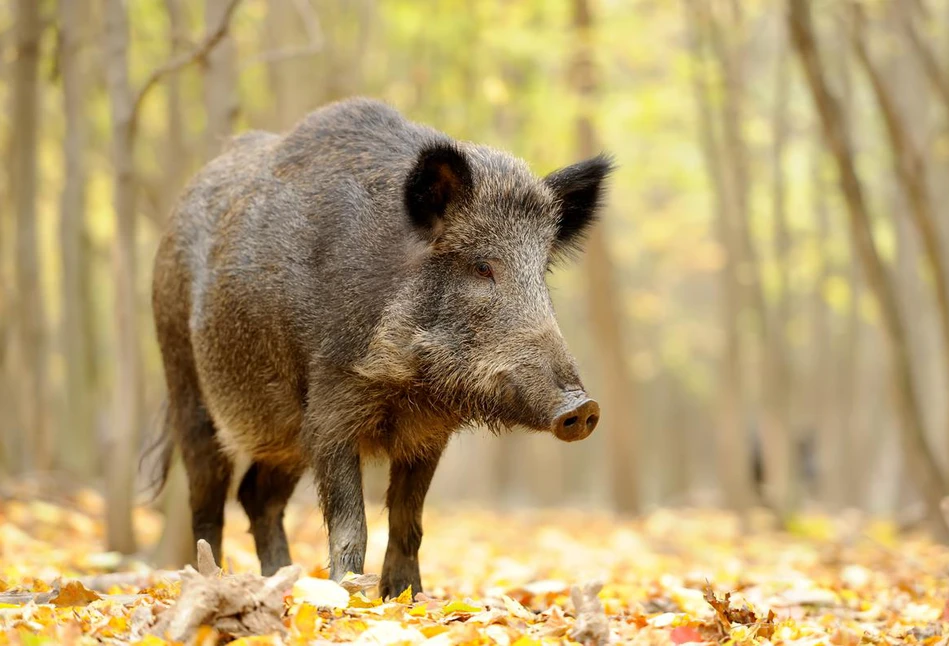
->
161, 0, 189, 217
151, 450, 193, 568
152, 0, 194, 569
899, 5, 949, 115
105, 0, 142, 554
788, 0, 949, 540
829, 13, 863, 510
707, 1, 795, 520
850, 9, 949, 481
571, 0, 638, 514
12, 0, 50, 473
811, 149, 842, 507
58, 0, 97, 480
768, 17, 795, 509
204, 0, 238, 159
683, 0, 754, 512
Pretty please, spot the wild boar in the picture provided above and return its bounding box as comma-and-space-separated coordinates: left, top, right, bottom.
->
149, 97, 613, 597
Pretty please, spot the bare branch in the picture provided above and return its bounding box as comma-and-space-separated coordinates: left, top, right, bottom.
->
129, 0, 243, 135
291, 0, 323, 45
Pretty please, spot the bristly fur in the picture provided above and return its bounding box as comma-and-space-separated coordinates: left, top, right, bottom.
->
544, 152, 617, 264
138, 398, 173, 503
404, 141, 473, 236
151, 96, 613, 594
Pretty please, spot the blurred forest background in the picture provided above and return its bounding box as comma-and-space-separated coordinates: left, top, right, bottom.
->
4, 0, 949, 566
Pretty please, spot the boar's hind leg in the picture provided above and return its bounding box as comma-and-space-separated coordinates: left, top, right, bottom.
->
314, 443, 367, 582
380, 451, 444, 599
237, 462, 302, 576
169, 384, 233, 567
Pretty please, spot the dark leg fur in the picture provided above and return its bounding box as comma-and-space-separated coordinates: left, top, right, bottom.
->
174, 398, 232, 566
238, 462, 302, 576
315, 446, 367, 581
380, 452, 443, 598
155, 286, 233, 567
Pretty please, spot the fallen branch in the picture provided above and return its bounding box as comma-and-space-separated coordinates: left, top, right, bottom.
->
569, 581, 610, 646
149, 539, 303, 643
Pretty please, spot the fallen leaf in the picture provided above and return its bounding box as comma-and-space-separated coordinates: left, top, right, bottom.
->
393, 585, 413, 604
443, 600, 483, 615
292, 576, 349, 609
669, 625, 706, 644
702, 585, 774, 640
49, 581, 101, 607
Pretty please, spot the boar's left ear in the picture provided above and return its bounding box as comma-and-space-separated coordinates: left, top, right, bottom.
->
404, 141, 473, 239
544, 153, 615, 255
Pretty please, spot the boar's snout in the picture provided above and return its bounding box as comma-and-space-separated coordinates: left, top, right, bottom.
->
551, 392, 599, 442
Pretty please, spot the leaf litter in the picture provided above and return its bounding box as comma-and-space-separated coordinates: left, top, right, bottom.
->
1, 489, 948, 644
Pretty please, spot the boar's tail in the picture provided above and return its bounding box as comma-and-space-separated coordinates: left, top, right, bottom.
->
138, 398, 175, 503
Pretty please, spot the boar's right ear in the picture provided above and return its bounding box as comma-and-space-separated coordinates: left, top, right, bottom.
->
404, 142, 473, 238
544, 153, 615, 257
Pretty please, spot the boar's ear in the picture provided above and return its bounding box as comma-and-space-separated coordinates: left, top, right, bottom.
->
544, 153, 615, 255
404, 142, 473, 238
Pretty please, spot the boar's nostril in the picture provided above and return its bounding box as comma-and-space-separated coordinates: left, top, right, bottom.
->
552, 398, 599, 442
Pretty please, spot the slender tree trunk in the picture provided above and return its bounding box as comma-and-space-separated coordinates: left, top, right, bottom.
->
162, 0, 189, 216
105, 0, 142, 554
572, 0, 638, 514
152, 451, 193, 568
12, 0, 50, 473
811, 150, 842, 507
152, 0, 194, 568
58, 0, 97, 480
850, 10, 949, 480
683, 0, 754, 512
829, 14, 863, 510
899, 5, 949, 115
204, 0, 238, 159
789, 0, 949, 540
769, 20, 795, 507
264, 0, 310, 130
706, 2, 796, 520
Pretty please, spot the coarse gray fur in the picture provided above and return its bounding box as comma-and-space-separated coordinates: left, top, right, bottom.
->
149, 97, 614, 597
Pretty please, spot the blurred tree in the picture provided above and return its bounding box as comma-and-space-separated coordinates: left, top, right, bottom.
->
788, 0, 949, 539
571, 0, 639, 514
152, 0, 198, 570
104, 0, 141, 554
204, 0, 238, 158
683, 0, 754, 513
58, 0, 97, 479
851, 5, 949, 470
899, 1, 949, 115
12, 0, 50, 474
706, 0, 796, 521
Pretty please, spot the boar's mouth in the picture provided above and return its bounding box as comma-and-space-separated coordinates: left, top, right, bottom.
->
485, 375, 599, 442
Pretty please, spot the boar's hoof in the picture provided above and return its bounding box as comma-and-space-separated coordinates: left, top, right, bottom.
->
552, 398, 599, 442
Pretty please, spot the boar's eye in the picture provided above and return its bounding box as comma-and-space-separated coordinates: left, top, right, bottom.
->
474, 261, 494, 280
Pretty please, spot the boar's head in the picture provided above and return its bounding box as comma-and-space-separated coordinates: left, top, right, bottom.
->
367, 140, 614, 442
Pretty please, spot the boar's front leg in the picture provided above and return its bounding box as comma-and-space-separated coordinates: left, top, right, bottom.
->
380, 449, 444, 599
314, 442, 368, 581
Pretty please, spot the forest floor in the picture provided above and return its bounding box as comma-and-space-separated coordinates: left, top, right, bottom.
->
0, 487, 947, 645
